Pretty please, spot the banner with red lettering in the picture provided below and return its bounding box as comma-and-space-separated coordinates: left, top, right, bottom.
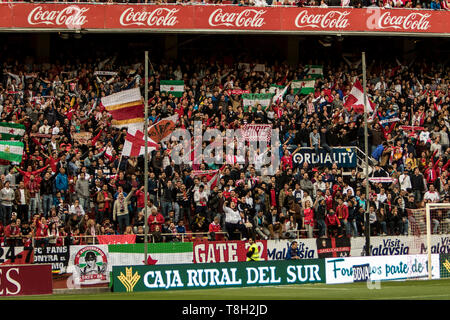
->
0, 4, 449, 35
193, 240, 267, 263
97, 235, 136, 244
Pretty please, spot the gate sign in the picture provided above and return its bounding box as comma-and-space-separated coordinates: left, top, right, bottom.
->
293, 147, 356, 168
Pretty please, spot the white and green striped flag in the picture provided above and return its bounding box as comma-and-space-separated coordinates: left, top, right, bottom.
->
242, 93, 274, 112
305, 65, 323, 79
291, 79, 316, 95
268, 84, 284, 94
0, 122, 26, 140
160, 80, 185, 97
0, 140, 24, 163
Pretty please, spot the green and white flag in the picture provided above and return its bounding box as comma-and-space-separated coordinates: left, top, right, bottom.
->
305, 65, 323, 79
0, 140, 24, 163
291, 79, 316, 95
160, 80, 185, 97
108, 243, 193, 266
268, 84, 284, 94
0, 122, 26, 140
242, 93, 274, 112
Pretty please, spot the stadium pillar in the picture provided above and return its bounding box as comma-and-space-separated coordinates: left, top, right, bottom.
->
165, 35, 178, 60
287, 36, 299, 67
362, 52, 371, 257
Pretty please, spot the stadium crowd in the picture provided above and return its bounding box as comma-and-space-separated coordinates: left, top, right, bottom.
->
0, 49, 449, 247
9, 0, 450, 10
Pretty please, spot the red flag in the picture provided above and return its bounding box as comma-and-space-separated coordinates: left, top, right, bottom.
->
344, 80, 375, 114
148, 114, 179, 143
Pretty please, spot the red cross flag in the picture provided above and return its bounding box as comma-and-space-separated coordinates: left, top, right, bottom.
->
122, 127, 159, 157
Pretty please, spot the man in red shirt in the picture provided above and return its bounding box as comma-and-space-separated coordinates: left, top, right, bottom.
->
335, 198, 350, 237
15, 164, 49, 185
147, 208, 164, 233
208, 215, 225, 241
4, 220, 21, 246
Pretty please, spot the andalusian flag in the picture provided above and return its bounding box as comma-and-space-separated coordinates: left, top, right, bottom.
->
268, 84, 284, 94
160, 80, 184, 97
242, 93, 274, 112
0, 140, 24, 163
0, 122, 26, 140
291, 79, 315, 95
101, 88, 144, 128
305, 65, 323, 79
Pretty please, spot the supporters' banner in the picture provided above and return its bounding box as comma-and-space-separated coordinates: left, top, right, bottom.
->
399, 126, 425, 131
0, 122, 26, 140
267, 239, 318, 260
241, 124, 272, 143
242, 93, 274, 112
113, 259, 325, 292
160, 80, 184, 97
33, 245, 70, 274
30, 133, 52, 139
0, 140, 24, 163
293, 147, 356, 168
368, 177, 396, 183
291, 79, 315, 95
254, 64, 265, 72
269, 84, 284, 94
0, 264, 52, 296
101, 88, 144, 128
379, 117, 400, 125
73, 131, 92, 145
227, 89, 249, 95
2, 5, 450, 35
238, 62, 251, 72
193, 240, 267, 263
305, 65, 323, 79
325, 254, 440, 284
69, 245, 109, 285
0, 246, 34, 265
148, 114, 178, 143
97, 235, 136, 245
108, 243, 193, 266
94, 71, 117, 76
317, 237, 351, 258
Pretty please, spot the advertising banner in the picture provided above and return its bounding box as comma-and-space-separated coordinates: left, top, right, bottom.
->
0, 4, 449, 36
440, 254, 450, 279
112, 259, 325, 292
33, 245, 70, 274
267, 239, 317, 260
0, 264, 52, 296
325, 254, 440, 284
293, 147, 356, 168
193, 240, 267, 263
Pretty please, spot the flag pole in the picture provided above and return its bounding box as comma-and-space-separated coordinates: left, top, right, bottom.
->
362, 51, 371, 257
144, 51, 149, 264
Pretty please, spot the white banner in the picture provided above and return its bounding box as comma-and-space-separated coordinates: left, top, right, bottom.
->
68, 245, 110, 286
325, 254, 440, 284
242, 124, 272, 142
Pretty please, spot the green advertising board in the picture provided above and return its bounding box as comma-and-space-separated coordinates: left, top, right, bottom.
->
441, 254, 450, 279
113, 259, 325, 292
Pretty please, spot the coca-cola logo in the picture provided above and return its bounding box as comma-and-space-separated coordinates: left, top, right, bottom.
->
208, 9, 266, 28
27, 5, 88, 28
119, 8, 179, 27
376, 12, 431, 31
295, 10, 350, 29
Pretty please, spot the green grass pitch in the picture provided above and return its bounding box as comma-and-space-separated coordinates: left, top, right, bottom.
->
4, 279, 450, 300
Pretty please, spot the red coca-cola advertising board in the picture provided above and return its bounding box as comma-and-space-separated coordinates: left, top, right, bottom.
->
193, 240, 268, 263
0, 264, 52, 296
0, 4, 448, 35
